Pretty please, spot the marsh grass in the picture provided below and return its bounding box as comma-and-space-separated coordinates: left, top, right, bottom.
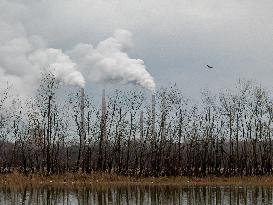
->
1, 171, 273, 188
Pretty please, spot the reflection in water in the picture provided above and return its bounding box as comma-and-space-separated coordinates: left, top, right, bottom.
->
0, 185, 272, 205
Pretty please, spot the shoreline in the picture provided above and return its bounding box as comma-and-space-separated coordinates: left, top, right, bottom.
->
1, 172, 273, 187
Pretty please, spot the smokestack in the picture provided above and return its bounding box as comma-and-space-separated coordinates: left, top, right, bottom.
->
151, 94, 155, 140
161, 91, 166, 141
140, 111, 144, 140
101, 89, 107, 141
77, 87, 85, 169
80, 88, 85, 143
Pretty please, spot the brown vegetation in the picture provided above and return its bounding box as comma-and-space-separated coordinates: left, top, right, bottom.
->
1, 172, 273, 188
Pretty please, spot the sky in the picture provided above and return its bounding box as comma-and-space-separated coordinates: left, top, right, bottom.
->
1, 0, 273, 99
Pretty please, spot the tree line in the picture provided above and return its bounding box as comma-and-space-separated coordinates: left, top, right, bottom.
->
1, 74, 273, 177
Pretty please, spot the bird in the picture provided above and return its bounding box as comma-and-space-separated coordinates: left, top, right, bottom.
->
206, 65, 213, 69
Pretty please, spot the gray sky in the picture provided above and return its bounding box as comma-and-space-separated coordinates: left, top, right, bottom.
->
1, 0, 273, 99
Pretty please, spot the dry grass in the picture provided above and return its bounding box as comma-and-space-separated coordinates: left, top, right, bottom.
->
1, 172, 273, 188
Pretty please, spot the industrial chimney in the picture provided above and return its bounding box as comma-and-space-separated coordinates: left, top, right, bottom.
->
80, 88, 85, 143
77, 87, 85, 169
151, 94, 155, 140
140, 110, 144, 140
101, 89, 107, 141
97, 89, 107, 170
161, 91, 166, 141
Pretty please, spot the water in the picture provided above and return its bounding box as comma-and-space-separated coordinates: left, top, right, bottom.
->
0, 185, 272, 205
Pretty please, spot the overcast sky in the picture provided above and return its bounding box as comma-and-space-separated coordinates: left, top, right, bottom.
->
1, 0, 273, 99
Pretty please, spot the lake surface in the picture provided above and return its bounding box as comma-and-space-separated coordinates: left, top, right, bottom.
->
0, 185, 272, 205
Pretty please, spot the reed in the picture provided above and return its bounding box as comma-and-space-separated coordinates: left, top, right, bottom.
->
1, 171, 273, 188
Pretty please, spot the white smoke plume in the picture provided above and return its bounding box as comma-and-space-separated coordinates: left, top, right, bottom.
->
0, 0, 154, 94
0, 0, 85, 95
67, 29, 156, 92
0, 34, 85, 92
30, 48, 85, 87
